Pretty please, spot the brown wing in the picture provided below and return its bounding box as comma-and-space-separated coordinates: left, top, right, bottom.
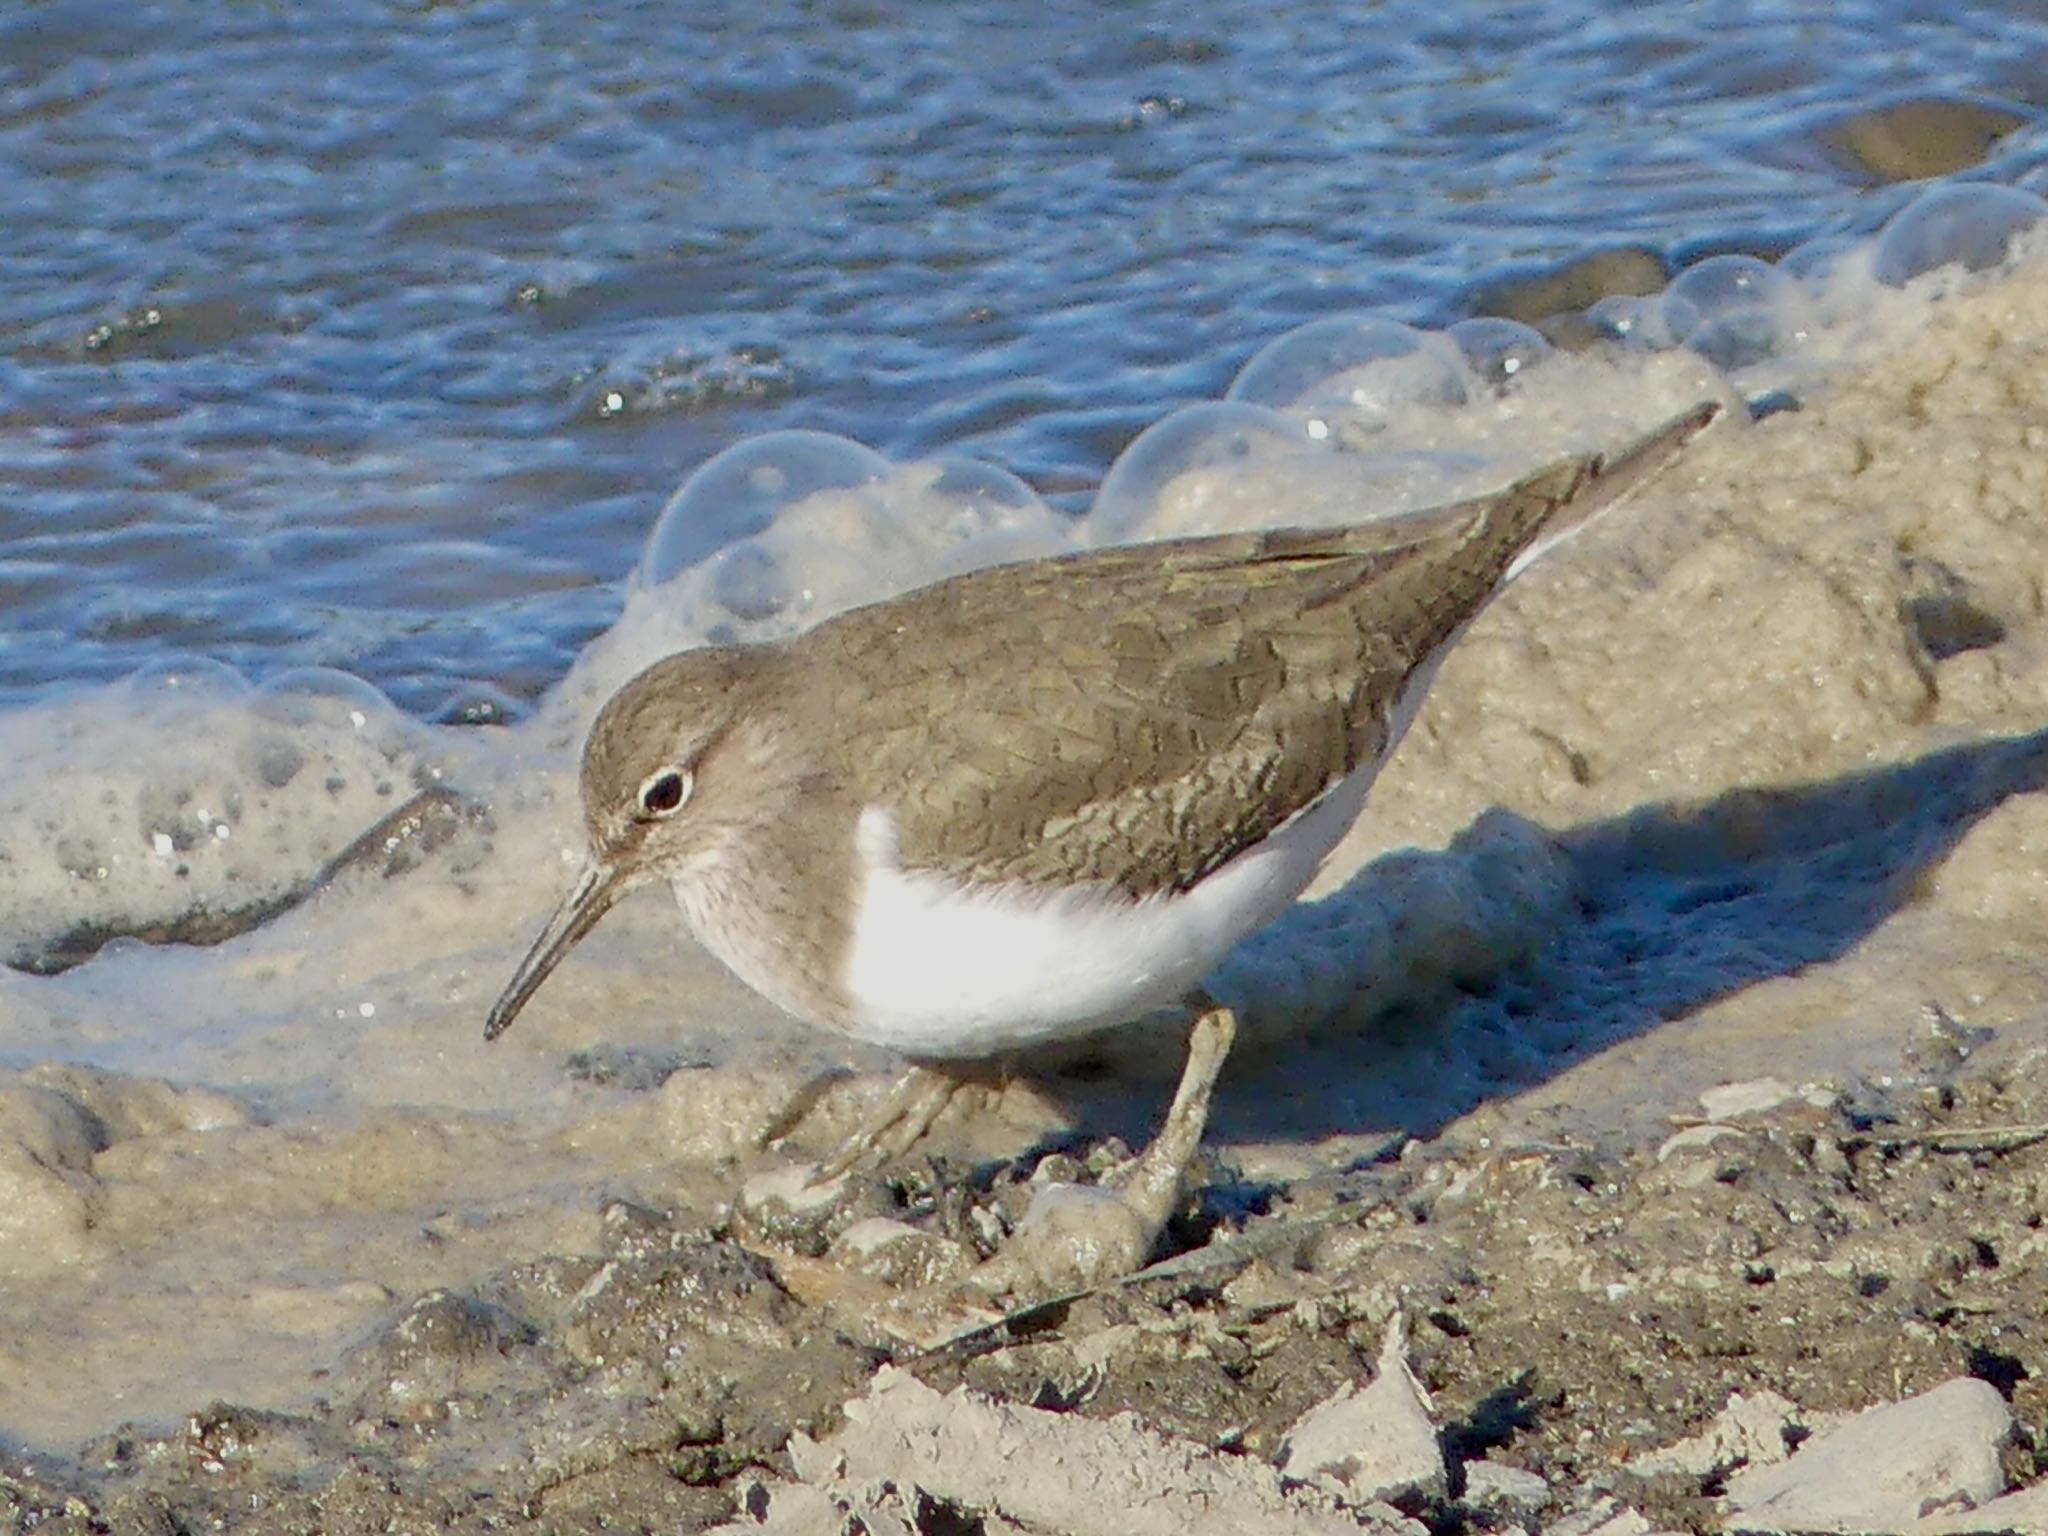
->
802, 404, 1714, 896
801, 504, 1491, 896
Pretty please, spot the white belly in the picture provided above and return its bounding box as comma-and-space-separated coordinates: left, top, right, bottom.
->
842, 768, 1372, 1058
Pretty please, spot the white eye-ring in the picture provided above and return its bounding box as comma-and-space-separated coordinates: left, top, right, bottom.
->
637, 766, 694, 818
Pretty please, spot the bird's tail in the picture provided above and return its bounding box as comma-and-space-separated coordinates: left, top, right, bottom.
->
1488, 399, 1722, 582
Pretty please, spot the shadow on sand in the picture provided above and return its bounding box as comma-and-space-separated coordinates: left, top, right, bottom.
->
1045, 727, 2048, 1152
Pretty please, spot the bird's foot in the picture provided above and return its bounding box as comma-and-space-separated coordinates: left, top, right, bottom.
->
748, 1000, 1239, 1349
806, 1063, 976, 1186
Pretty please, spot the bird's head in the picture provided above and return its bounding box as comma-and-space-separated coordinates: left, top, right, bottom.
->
483, 647, 764, 1042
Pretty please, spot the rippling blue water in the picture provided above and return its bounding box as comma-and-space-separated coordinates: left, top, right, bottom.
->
3, 0, 2044, 715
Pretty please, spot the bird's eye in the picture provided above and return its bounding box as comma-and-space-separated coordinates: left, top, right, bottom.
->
637, 767, 692, 817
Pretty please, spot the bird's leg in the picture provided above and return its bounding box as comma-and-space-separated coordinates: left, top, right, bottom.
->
805, 995, 1236, 1194
808, 1062, 971, 1184
961, 994, 1237, 1304
1103, 992, 1237, 1220
754, 1067, 854, 1152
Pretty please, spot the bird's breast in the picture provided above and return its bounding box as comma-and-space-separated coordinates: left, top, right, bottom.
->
667, 847, 853, 1035
839, 770, 1372, 1060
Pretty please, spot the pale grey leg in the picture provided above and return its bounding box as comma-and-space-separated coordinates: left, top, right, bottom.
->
809, 1062, 969, 1183
967, 993, 1238, 1301
809, 992, 1235, 1197
1103, 993, 1237, 1218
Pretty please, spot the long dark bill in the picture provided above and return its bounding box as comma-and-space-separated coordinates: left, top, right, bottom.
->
483, 861, 631, 1041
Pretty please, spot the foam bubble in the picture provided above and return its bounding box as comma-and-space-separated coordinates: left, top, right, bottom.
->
1088, 400, 1322, 543
639, 452, 1062, 643
431, 682, 524, 727
1873, 182, 2048, 288
1445, 317, 1552, 390
893, 457, 1069, 574
1779, 232, 1860, 284
1585, 293, 1673, 350
544, 449, 1077, 732
257, 667, 410, 733
637, 430, 892, 589
920, 456, 1040, 516
1772, 235, 1888, 337
122, 656, 252, 706
701, 537, 794, 624
1661, 254, 1809, 373
1226, 316, 1474, 439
